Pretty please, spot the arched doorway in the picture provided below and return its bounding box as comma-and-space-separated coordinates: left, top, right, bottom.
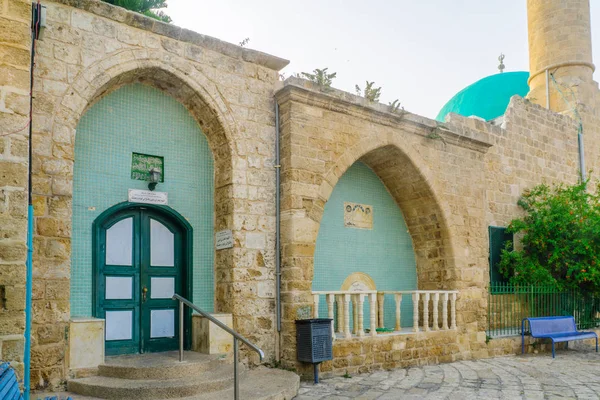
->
71, 82, 215, 355
93, 203, 192, 355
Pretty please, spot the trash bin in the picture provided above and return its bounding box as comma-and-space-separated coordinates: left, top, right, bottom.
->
295, 318, 333, 383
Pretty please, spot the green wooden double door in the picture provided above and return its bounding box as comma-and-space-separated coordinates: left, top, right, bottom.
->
94, 206, 190, 355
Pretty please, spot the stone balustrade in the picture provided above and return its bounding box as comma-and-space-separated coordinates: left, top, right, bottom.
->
311, 290, 458, 338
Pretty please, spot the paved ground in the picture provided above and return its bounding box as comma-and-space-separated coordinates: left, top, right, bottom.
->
296, 350, 600, 399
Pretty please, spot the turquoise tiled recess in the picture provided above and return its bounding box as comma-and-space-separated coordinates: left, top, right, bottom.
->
313, 162, 418, 329
71, 83, 214, 316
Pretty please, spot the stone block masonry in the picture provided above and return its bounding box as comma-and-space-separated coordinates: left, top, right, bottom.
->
1, 0, 600, 391
0, 0, 288, 390
0, 0, 32, 386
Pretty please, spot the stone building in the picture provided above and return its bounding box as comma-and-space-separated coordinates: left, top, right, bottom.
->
0, 0, 599, 396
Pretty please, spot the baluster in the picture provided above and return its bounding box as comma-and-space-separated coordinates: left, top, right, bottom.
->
377, 293, 385, 328
451, 293, 457, 329
352, 295, 358, 334
327, 294, 335, 339
357, 294, 365, 337
412, 292, 420, 332
432, 292, 440, 331
442, 292, 449, 330
313, 294, 320, 318
369, 293, 377, 336
423, 293, 430, 332
344, 294, 351, 338
336, 295, 344, 333
395, 294, 402, 331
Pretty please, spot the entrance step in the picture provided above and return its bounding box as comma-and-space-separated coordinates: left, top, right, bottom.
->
177, 367, 299, 400
68, 363, 242, 399
66, 351, 299, 400
98, 351, 224, 380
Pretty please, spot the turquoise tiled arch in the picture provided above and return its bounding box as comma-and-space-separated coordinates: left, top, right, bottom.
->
71, 83, 214, 316
313, 162, 418, 329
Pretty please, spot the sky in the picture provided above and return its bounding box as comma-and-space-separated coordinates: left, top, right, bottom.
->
166, 0, 600, 119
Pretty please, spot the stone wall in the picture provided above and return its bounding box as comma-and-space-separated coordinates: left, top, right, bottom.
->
0, 0, 31, 384
275, 78, 494, 372
2, 0, 600, 390
275, 77, 600, 376
0, 0, 288, 390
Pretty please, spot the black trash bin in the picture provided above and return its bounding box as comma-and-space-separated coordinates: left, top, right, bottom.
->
295, 318, 333, 383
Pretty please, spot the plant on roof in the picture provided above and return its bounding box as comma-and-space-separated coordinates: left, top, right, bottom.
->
388, 99, 403, 113
499, 179, 600, 294
300, 68, 337, 90
103, 0, 171, 23
355, 81, 381, 103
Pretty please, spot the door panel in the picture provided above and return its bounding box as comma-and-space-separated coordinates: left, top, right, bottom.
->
97, 210, 141, 355
96, 206, 186, 355
140, 211, 182, 352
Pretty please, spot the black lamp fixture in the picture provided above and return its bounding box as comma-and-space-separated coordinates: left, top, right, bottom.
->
148, 168, 162, 191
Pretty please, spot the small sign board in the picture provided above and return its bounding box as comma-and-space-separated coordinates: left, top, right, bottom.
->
344, 202, 373, 229
128, 189, 168, 205
215, 230, 234, 250
131, 152, 164, 182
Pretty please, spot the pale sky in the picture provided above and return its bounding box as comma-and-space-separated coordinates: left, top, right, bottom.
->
167, 1, 600, 119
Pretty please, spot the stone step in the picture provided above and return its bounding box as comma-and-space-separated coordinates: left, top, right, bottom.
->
41, 367, 299, 400
68, 362, 244, 400
98, 351, 226, 380
171, 367, 299, 400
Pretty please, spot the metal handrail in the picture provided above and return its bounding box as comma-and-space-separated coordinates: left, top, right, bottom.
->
172, 294, 264, 400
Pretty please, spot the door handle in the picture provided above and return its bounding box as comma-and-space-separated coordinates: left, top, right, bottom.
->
142, 287, 148, 302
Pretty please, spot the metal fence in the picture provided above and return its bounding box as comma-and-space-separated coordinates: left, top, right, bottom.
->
487, 283, 600, 337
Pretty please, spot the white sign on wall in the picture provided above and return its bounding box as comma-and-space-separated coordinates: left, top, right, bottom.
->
344, 202, 373, 229
215, 230, 234, 250
128, 189, 168, 205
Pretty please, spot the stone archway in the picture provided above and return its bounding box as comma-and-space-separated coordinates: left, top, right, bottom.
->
311, 136, 458, 291
31, 53, 239, 381
279, 134, 460, 364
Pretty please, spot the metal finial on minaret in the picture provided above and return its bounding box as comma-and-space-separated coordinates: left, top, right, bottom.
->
498, 53, 505, 73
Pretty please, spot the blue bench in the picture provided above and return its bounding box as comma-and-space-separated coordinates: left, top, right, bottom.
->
0, 362, 23, 400
521, 316, 598, 358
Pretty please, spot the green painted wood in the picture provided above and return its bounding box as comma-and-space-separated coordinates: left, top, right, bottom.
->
93, 202, 193, 355
488, 226, 513, 285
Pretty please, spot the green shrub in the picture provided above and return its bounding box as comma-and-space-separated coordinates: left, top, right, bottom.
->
499, 180, 600, 294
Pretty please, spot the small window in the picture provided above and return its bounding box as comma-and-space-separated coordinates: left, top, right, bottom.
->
489, 226, 514, 284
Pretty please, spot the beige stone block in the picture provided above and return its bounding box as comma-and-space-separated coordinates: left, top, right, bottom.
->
69, 318, 104, 370
192, 313, 233, 356
0, 17, 29, 48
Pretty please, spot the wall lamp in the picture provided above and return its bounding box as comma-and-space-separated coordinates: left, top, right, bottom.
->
148, 168, 162, 191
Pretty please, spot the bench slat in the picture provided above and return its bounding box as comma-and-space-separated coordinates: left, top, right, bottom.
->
0, 362, 10, 377
7, 384, 21, 400
0, 368, 20, 399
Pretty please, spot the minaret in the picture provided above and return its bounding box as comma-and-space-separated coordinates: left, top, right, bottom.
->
527, 0, 596, 113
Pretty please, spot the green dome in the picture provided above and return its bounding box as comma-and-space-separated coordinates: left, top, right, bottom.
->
436, 71, 529, 122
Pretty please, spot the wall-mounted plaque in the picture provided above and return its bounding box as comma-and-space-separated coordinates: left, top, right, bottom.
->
344, 202, 373, 230
215, 230, 234, 250
131, 152, 164, 182
128, 189, 168, 205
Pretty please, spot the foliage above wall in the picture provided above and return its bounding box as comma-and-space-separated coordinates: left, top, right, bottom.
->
300, 68, 337, 90
499, 180, 600, 294
102, 0, 171, 22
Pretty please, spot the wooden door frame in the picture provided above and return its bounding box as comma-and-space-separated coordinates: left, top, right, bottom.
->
92, 201, 194, 353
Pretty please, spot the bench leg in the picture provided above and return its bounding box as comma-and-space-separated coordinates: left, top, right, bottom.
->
565, 341, 568, 350
552, 341, 555, 358
596, 337, 598, 353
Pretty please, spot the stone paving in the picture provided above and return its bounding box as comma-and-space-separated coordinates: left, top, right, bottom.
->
295, 350, 600, 399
